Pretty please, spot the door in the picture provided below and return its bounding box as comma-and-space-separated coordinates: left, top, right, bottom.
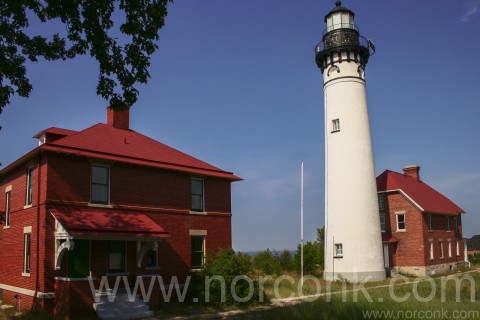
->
383, 244, 390, 268
68, 240, 90, 278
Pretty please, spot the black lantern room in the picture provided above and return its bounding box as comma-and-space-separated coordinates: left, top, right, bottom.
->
315, 1, 374, 73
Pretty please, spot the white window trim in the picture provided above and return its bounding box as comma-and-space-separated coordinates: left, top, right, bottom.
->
429, 240, 434, 260
4, 190, 11, 228
332, 119, 340, 133
456, 240, 460, 256
25, 166, 34, 207
439, 240, 444, 259
395, 211, 406, 232
334, 243, 343, 257
23, 229, 32, 275
448, 239, 452, 258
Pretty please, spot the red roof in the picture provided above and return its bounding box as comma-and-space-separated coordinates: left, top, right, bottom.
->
376, 170, 464, 215
3, 123, 240, 180
33, 127, 78, 139
50, 207, 170, 239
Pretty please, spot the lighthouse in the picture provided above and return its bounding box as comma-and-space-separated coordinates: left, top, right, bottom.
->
315, 1, 386, 282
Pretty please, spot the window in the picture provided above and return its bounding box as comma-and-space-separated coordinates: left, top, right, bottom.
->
439, 240, 444, 259
332, 119, 340, 132
191, 236, 205, 269
427, 213, 432, 231
146, 248, 158, 268
380, 212, 386, 232
456, 240, 460, 256
91, 165, 110, 204
454, 216, 458, 233
396, 213, 406, 231
5, 191, 11, 227
429, 240, 434, 260
191, 179, 204, 212
24, 233, 31, 274
446, 216, 450, 232
26, 167, 33, 206
448, 240, 452, 258
335, 243, 343, 256
108, 241, 125, 273
378, 194, 386, 210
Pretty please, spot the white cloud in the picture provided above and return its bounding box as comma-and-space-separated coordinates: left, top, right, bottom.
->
461, 0, 480, 22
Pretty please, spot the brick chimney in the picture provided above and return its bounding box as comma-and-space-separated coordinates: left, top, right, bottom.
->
107, 107, 129, 130
403, 165, 420, 182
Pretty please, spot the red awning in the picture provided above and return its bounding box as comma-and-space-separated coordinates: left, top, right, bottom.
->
382, 234, 399, 243
50, 208, 170, 240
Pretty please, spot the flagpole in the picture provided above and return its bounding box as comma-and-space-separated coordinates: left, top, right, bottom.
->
301, 161, 304, 289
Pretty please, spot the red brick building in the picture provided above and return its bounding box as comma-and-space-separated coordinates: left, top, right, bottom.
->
377, 165, 466, 277
0, 108, 240, 318
466, 235, 480, 257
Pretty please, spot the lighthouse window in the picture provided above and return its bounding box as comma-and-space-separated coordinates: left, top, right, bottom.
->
332, 119, 340, 132
335, 243, 343, 256
396, 212, 406, 231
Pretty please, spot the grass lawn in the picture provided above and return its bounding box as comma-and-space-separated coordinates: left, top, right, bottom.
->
233, 272, 480, 319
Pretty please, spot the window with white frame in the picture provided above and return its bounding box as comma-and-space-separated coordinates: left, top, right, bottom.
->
191, 179, 204, 212
448, 240, 452, 258
439, 240, 444, 259
5, 191, 11, 227
396, 213, 406, 231
380, 212, 386, 232
456, 240, 460, 256
335, 243, 343, 256
429, 240, 434, 260
91, 165, 110, 204
332, 119, 340, 132
26, 167, 33, 206
24, 232, 31, 274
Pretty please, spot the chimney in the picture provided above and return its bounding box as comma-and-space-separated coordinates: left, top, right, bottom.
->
403, 165, 420, 182
107, 107, 129, 130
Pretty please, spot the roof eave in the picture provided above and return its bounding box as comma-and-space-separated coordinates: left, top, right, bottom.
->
42, 144, 242, 181
0, 146, 43, 176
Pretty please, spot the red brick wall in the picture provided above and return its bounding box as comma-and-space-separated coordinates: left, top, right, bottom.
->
384, 191, 465, 268
1, 150, 234, 315
0, 154, 50, 310
386, 192, 427, 267
45, 153, 232, 214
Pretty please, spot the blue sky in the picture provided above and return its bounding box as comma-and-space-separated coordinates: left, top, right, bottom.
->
1, 1, 479, 251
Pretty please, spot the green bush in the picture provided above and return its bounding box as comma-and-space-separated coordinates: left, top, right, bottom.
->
253, 249, 281, 276
294, 241, 323, 275
278, 250, 294, 272
188, 249, 261, 306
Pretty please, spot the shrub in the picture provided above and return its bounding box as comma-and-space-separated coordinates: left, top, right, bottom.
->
278, 250, 294, 272
253, 249, 281, 276
294, 241, 323, 275
188, 249, 261, 306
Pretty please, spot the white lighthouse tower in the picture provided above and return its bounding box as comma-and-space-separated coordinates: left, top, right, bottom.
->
315, 1, 385, 282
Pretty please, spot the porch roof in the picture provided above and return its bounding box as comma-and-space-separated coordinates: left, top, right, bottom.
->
50, 207, 170, 240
